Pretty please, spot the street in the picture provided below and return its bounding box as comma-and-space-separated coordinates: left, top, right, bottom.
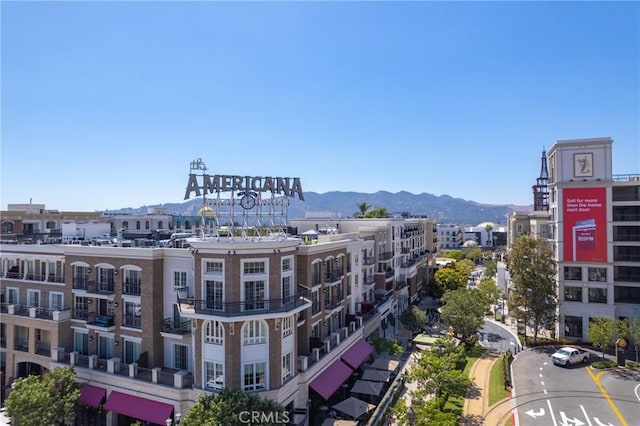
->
512, 348, 638, 426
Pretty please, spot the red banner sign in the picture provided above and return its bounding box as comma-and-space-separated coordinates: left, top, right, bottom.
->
563, 187, 607, 262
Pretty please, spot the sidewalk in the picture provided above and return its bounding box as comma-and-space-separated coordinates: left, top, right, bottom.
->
461, 352, 514, 426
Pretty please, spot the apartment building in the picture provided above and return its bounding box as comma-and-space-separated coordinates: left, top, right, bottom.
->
437, 224, 465, 250
509, 138, 640, 341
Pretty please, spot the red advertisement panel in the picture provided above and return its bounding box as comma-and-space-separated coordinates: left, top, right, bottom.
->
563, 187, 607, 262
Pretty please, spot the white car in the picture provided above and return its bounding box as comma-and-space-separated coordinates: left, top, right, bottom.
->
551, 346, 589, 366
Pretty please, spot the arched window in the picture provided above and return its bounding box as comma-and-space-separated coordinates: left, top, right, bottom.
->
136, 221, 141, 230
243, 320, 267, 345
122, 221, 129, 231
158, 221, 164, 230
204, 320, 224, 345
145, 221, 150, 230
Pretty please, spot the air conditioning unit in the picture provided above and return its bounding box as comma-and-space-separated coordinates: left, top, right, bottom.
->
134, 306, 142, 317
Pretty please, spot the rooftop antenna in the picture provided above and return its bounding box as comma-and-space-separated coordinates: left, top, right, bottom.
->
190, 158, 208, 239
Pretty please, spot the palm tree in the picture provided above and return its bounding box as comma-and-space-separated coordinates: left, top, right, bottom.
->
484, 223, 494, 246
354, 202, 371, 218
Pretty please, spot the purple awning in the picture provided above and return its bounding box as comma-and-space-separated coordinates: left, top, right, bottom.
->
309, 359, 353, 400
104, 391, 174, 425
78, 385, 106, 408
341, 339, 374, 370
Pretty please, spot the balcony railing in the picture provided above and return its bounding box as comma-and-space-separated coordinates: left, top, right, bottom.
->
324, 271, 343, 283
363, 256, 375, 266
161, 317, 191, 335
3, 304, 72, 321
86, 280, 115, 294
324, 296, 343, 311
3, 272, 65, 283
87, 313, 115, 328
73, 276, 90, 290
363, 275, 375, 286
378, 252, 393, 261
124, 280, 141, 295
614, 254, 640, 262
123, 314, 141, 329
179, 295, 310, 317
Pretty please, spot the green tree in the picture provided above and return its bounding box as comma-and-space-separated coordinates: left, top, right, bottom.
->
507, 235, 557, 344
588, 317, 628, 362
484, 260, 497, 278
364, 207, 390, 218
434, 267, 467, 292
412, 398, 458, 426
484, 223, 494, 246
371, 337, 403, 355
6, 366, 80, 426
466, 248, 483, 264
628, 317, 640, 362
440, 250, 464, 261
439, 288, 487, 341
181, 389, 287, 426
478, 278, 500, 306
407, 346, 470, 400
354, 202, 371, 218
456, 259, 476, 277
400, 305, 428, 333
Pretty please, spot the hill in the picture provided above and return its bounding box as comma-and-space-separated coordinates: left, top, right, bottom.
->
107, 191, 530, 225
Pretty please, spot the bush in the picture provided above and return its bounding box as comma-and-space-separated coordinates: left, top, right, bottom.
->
626, 360, 640, 368
502, 350, 514, 389
591, 360, 617, 369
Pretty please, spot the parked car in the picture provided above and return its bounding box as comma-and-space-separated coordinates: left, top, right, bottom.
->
551, 346, 589, 366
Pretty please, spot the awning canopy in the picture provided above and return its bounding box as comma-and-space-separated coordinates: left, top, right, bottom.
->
370, 357, 400, 371
341, 339, 374, 370
351, 380, 383, 396
361, 369, 391, 382
104, 391, 174, 425
309, 359, 353, 400
78, 385, 106, 408
332, 396, 375, 419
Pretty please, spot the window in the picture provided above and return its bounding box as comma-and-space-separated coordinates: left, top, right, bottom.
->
205, 261, 223, 274
564, 287, 582, 302
282, 352, 293, 383
564, 266, 582, 281
98, 335, 114, 359
50, 292, 63, 311
516, 223, 523, 234
564, 316, 583, 338
205, 281, 223, 311
243, 320, 267, 345
1, 221, 13, 233
282, 276, 292, 305
204, 320, 224, 345
124, 339, 141, 364
74, 296, 89, 320
174, 344, 188, 370
74, 331, 88, 355
73, 265, 90, 289
243, 362, 266, 391
282, 257, 292, 272
312, 262, 321, 285
588, 288, 607, 304
244, 261, 265, 274
244, 280, 265, 311
158, 221, 164, 229
27, 290, 40, 308
6, 287, 18, 305
312, 323, 320, 338
98, 267, 114, 291
282, 316, 292, 338
122, 221, 129, 230
124, 302, 142, 328
124, 269, 141, 295
312, 291, 319, 314
145, 220, 150, 230
136, 221, 141, 230
174, 271, 188, 290
588, 267, 607, 282
205, 361, 224, 390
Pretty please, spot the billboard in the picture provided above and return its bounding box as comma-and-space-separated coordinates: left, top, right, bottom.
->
563, 187, 607, 262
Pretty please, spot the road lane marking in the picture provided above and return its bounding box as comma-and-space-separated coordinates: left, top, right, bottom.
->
635, 383, 640, 403
541, 381, 545, 386
544, 389, 548, 395
585, 367, 628, 426
547, 399, 558, 426
580, 404, 593, 426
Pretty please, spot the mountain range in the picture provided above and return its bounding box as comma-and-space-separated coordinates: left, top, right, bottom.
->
109, 191, 531, 225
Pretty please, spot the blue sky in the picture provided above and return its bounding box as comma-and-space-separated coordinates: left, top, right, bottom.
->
2, 1, 638, 212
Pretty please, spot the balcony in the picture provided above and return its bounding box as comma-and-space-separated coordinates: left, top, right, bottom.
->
362, 256, 375, 266
73, 277, 90, 290
3, 271, 65, 283
323, 296, 343, 311
323, 271, 344, 284
123, 280, 141, 296
57, 353, 194, 390
123, 314, 141, 329
86, 280, 115, 295
161, 317, 191, 335
86, 313, 115, 329
2, 304, 72, 321
363, 275, 375, 286
178, 295, 311, 318
378, 252, 393, 261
